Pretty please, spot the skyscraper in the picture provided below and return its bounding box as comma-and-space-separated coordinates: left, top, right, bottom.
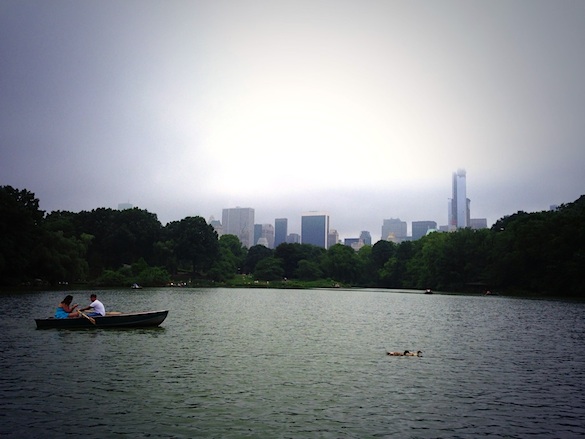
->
470, 218, 487, 229
274, 218, 288, 248
301, 212, 329, 248
327, 229, 339, 248
412, 221, 437, 240
222, 207, 255, 248
259, 224, 275, 248
359, 231, 372, 246
254, 224, 262, 246
381, 218, 407, 242
449, 169, 470, 229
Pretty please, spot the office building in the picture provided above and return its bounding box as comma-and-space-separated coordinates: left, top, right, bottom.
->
286, 233, 301, 244
412, 221, 438, 240
381, 218, 407, 242
449, 169, 470, 229
344, 238, 364, 251
359, 231, 372, 246
470, 218, 488, 230
222, 207, 255, 248
254, 224, 262, 246
327, 229, 339, 248
208, 216, 223, 236
274, 218, 288, 248
258, 224, 275, 248
301, 212, 329, 248
344, 238, 360, 247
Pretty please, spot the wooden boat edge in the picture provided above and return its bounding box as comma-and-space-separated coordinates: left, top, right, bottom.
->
35, 310, 169, 329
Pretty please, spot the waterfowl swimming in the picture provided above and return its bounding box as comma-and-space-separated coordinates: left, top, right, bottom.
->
387, 350, 422, 356
404, 350, 423, 357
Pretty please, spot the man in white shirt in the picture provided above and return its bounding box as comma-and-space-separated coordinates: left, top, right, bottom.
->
80, 294, 106, 317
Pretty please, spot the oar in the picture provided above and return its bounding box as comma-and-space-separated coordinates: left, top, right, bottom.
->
78, 310, 96, 325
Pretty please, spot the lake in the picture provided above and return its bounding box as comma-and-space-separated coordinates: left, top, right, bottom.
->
1, 288, 584, 438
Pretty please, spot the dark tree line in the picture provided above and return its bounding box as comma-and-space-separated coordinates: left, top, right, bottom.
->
1, 185, 583, 297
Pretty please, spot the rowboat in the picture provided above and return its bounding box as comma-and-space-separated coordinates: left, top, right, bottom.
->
35, 310, 169, 329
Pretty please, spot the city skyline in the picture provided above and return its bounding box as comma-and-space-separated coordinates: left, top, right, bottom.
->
218, 169, 487, 244
95, 166, 582, 243
2, 1, 584, 244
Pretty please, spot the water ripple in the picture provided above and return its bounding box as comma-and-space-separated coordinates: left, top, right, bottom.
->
1, 289, 584, 438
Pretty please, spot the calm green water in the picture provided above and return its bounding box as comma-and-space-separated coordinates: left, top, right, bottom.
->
1, 288, 584, 438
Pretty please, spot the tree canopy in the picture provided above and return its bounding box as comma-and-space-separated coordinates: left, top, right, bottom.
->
1, 185, 583, 297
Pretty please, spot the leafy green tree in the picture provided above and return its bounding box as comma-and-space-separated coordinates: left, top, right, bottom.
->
321, 244, 361, 283
135, 266, 171, 287
243, 245, 273, 274
547, 196, 585, 293
405, 229, 492, 291
165, 216, 219, 276
488, 198, 585, 295
4, 184, 584, 296
153, 239, 177, 274
0, 186, 44, 284
379, 256, 399, 288
355, 245, 376, 286
96, 269, 128, 287
275, 243, 326, 279
295, 259, 323, 280
31, 230, 90, 285
44, 210, 79, 236
406, 231, 448, 289
115, 208, 162, 265
219, 234, 247, 270
75, 208, 119, 276
253, 257, 284, 281
379, 240, 416, 288
208, 235, 247, 281
366, 240, 397, 287
71, 207, 162, 277
370, 240, 396, 270
274, 243, 303, 278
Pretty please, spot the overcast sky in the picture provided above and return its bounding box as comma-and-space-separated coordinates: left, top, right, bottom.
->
1, 0, 584, 242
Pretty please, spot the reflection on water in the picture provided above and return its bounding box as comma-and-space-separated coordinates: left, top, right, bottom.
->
1, 288, 584, 438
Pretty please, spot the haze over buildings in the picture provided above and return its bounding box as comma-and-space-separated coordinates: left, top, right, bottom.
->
210, 170, 489, 248
2, 1, 584, 242
222, 207, 254, 249
449, 169, 470, 230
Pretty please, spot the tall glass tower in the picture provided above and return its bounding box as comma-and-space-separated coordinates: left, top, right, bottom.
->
449, 169, 470, 229
274, 218, 288, 248
301, 212, 329, 248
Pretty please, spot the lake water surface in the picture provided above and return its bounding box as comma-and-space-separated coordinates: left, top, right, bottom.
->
1, 288, 584, 438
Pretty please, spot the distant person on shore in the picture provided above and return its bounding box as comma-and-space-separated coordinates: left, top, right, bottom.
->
80, 294, 106, 317
54, 295, 79, 319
